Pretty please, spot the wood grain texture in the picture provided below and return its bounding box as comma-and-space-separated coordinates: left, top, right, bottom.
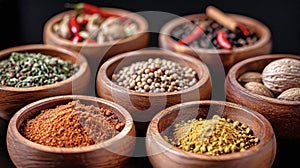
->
96, 49, 212, 130
225, 54, 300, 139
0, 44, 91, 121
43, 9, 149, 71
159, 13, 272, 73
146, 100, 276, 168
7, 95, 136, 168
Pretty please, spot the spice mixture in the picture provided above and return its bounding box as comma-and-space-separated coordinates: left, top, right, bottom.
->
112, 58, 198, 93
20, 100, 125, 148
164, 115, 259, 156
53, 2, 138, 44
171, 19, 259, 49
0, 52, 79, 88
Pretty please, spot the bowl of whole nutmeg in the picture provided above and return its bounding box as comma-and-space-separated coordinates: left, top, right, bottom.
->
43, 2, 149, 72
0, 44, 90, 121
96, 49, 212, 130
7, 95, 136, 167
159, 5, 272, 73
225, 54, 300, 139
146, 100, 276, 168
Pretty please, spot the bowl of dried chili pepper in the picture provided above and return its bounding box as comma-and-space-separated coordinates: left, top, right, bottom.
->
7, 95, 136, 167
146, 100, 276, 168
0, 44, 90, 121
159, 6, 272, 73
43, 2, 149, 74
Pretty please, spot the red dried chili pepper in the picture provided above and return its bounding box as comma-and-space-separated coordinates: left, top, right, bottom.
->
69, 16, 81, 35
178, 25, 204, 45
77, 17, 88, 26
178, 21, 210, 45
70, 35, 83, 43
237, 22, 249, 36
217, 30, 232, 49
65, 3, 122, 18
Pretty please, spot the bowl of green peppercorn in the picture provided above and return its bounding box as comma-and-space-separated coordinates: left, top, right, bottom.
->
146, 100, 276, 168
0, 44, 90, 121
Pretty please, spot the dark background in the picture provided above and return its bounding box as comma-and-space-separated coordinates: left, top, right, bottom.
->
0, 0, 299, 168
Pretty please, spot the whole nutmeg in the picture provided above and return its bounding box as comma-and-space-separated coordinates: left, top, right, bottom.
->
262, 58, 300, 94
277, 87, 300, 101
244, 82, 274, 98
238, 72, 262, 83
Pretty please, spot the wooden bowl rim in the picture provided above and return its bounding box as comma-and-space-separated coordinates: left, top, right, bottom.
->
0, 44, 89, 91
147, 100, 275, 161
226, 54, 300, 105
8, 95, 134, 154
97, 49, 211, 97
44, 8, 149, 48
159, 13, 271, 54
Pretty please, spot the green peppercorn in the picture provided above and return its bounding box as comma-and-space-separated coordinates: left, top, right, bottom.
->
0, 52, 79, 87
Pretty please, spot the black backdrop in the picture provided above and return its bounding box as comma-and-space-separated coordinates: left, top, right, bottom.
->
1, 0, 300, 54
0, 0, 299, 168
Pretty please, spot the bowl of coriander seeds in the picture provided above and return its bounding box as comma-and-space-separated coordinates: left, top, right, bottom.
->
96, 49, 212, 130
225, 54, 300, 139
7, 95, 135, 167
0, 44, 90, 121
146, 100, 276, 168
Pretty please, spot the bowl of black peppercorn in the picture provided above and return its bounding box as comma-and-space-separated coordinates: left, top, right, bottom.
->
159, 6, 272, 73
0, 44, 90, 121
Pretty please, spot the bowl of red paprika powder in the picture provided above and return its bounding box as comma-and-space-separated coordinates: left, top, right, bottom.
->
159, 6, 272, 73
7, 95, 136, 167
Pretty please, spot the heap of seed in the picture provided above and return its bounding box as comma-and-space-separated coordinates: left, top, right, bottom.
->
20, 100, 125, 148
164, 115, 259, 156
112, 58, 198, 93
0, 52, 79, 87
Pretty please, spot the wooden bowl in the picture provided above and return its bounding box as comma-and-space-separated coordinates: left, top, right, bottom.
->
43, 9, 149, 74
146, 100, 276, 168
225, 54, 300, 139
96, 49, 212, 130
0, 44, 91, 121
7, 95, 136, 167
159, 13, 272, 73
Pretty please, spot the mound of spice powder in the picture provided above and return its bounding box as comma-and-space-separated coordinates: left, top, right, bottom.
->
112, 58, 198, 93
20, 100, 125, 148
164, 115, 259, 156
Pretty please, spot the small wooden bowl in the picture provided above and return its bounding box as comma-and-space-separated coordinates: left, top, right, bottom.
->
225, 54, 300, 139
146, 100, 276, 168
43, 9, 149, 71
159, 13, 272, 73
7, 95, 136, 167
96, 49, 212, 130
0, 44, 91, 121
